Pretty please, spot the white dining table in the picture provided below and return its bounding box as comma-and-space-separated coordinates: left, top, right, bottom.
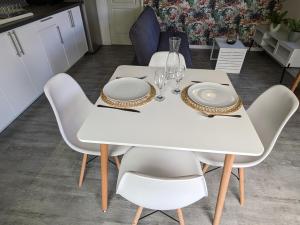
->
77, 65, 264, 225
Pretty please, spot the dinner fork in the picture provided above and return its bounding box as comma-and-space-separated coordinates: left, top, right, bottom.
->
116, 76, 147, 80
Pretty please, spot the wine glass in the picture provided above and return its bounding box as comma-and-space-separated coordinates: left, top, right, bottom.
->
172, 63, 186, 94
154, 69, 166, 102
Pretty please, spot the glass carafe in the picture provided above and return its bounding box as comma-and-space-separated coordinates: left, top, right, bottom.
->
226, 25, 237, 45
165, 37, 181, 80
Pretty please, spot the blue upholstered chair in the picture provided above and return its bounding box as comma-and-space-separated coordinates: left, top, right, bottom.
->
130, 6, 192, 68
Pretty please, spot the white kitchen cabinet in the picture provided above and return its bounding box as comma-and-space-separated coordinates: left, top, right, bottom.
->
38, 6, 87, 72
54, 6, 88, 66
0, 31, 39, 115
0, 90, 16, 132
55, 10, 80, 66
39, 24, 69, 74
13, 22, 53, 94
71, 6, 88, 57
0, 6, 88, 133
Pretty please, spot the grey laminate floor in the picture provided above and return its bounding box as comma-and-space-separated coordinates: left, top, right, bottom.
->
0, 46, 299, 225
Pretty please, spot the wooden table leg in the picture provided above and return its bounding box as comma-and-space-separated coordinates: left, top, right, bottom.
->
100, 144, 109, 212
213, 154, 235, 225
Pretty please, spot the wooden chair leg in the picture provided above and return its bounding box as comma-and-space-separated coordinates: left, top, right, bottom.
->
177, 208, 185, 225
113, 156, 121, 170
202, 163, 209, 174
291, 72, 300, 92
238, 168, 245, 206
79, 153, 88, 187
132, 206, 143, 225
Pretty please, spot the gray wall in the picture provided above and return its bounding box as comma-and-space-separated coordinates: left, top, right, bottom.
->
283, 0, 300, 19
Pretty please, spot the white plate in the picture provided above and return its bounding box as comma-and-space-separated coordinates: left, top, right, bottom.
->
103, 77, 150, 101
187, 82, 238, 107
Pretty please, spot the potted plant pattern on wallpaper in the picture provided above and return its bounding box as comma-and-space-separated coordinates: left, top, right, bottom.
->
144, 0, 283, 46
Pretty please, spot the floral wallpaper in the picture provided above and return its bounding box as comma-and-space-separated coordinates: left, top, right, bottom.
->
144, 0, 283, 46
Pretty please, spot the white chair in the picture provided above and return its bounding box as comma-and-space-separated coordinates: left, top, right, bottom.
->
117, 147, 207, 225
149, 51, 186, 68
44, 73, 131, 187
197, 85, 299, 206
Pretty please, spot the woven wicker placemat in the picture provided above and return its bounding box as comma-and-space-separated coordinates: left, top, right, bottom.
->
181, 85, 242, 115
101, 83, 156, 108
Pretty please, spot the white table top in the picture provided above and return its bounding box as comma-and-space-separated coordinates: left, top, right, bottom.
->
78, 65, 264, 156
215, 37, 247, 49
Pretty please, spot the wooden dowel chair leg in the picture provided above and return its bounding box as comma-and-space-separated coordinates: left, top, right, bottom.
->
79, 153, 88, 187
113, 156, 121, 170
177, 209, 185, 225
202, 163, 209, 174
291, 72, 300, 92
132, 206, 143, 225
238, 168, 245, 206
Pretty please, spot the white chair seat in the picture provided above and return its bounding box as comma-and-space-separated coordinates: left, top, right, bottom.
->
74, 141, 131, 156
117, 147, 207, 211
196, 152, 260, 168
118, 147, 202, 179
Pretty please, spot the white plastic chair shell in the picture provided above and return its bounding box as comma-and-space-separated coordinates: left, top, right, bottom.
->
149, 51, 186, 68
117, 147, 208, 210
44, 73, 130, 156
196, 85, 299, 168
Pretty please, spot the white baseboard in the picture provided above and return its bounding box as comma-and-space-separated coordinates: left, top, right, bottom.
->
189, 45, 263, 51
189, 45, 212, 49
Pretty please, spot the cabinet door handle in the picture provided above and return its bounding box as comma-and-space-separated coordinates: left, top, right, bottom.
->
8, 32, 21, 57
67, 11, 73, 28
69, 10, 75, 28
12, 30, 25, 55
40, 17, 53, 22
56, 26, 64, 44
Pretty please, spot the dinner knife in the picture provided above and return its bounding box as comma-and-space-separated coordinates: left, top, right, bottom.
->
191, 81, 230, 86
116, 76, 147, 80
206, 114, 241, 118
97, 104, 140, 113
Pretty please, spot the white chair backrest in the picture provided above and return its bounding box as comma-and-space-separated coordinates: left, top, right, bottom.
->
44, 73, 93, 152
117, 147, 208, 210
149, 51, 186, 68
117, 172, 207, 210
247, 85, 299, 164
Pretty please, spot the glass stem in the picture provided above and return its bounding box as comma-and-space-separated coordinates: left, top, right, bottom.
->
176, 80, 180, 90
158, 88, 162, 98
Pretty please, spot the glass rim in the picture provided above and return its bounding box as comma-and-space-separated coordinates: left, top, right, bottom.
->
169, 36, 181, 41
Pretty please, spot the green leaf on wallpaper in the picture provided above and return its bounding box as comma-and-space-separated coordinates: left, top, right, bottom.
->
187, 0, 194, 6
244, 0, 254, 6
